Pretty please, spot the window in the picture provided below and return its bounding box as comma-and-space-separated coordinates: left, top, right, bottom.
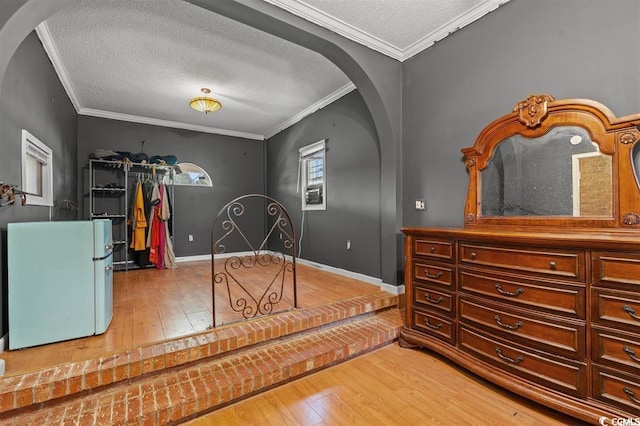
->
299, 139, 326, 211
21, 129, 53, 206
171, 162, 212, 187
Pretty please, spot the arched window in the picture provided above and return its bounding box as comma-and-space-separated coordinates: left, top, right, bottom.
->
172, 163, 212, 187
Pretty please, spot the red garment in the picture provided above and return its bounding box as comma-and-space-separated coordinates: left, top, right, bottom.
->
148, 183, 161, 267
156, 184, 166, 269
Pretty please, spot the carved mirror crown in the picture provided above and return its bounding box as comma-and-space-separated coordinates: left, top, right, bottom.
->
462, 94, 640, 229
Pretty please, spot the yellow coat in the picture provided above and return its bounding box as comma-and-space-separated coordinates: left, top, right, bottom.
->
130, 181, 147, 251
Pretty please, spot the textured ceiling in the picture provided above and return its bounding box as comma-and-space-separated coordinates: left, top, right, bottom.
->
37, 0, 508, 140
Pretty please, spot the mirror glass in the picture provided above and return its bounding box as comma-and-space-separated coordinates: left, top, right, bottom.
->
633, 142, 640, 189
481, 126, 613, 217
168, 162, 213, 187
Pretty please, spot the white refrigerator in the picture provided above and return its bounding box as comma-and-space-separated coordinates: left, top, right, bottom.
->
7, 220, 114, 350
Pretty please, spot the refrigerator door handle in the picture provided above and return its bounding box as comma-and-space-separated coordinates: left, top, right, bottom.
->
92, 250, 114, 262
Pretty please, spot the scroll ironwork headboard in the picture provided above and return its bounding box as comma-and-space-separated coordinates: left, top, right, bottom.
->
211, 194, 297, 327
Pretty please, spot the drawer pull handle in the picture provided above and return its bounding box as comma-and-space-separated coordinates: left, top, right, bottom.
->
424, 318, 443, 330
623, 387, 640, 405
495, 347, 524, 365
494, 315, 523, 330
623, 346, 640, 363
494, 283, 524, 297
470, 252, 477, 260
623, 305, 640, 321
549, 261, 557, 270
429, 246, 436, 253
424, 293, 444, 304
424, 269, 443, 279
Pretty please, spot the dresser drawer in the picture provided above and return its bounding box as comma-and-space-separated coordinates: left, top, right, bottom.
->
593, 251, 640, 290
459, 242, 585, 282
414, 286, 453, 315
412, 309, 454, 345
459, 326, 587, 397
413, 262, 454, 288
414, 238, 453, 262
459, 297, 585, 359
592, 327, 640, 373
591, 289, 640, 332
459, 268, 585, 319
593, 366, 640, 415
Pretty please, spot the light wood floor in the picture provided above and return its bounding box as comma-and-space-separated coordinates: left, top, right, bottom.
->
0, 260, 381, 376
186, 342, 585, 426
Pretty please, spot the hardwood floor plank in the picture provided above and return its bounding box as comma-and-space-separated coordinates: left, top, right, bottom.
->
185, 343, 584, 426
0, 260, 381, 376
260, 387, 325, 425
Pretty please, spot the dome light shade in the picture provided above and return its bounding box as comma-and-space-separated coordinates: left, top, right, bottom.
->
189, 88, 222, 114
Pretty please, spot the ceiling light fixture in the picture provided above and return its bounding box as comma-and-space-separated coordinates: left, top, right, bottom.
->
189, 88, 222, 114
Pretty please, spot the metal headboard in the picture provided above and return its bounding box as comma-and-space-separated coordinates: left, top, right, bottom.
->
211, 194, 297, 326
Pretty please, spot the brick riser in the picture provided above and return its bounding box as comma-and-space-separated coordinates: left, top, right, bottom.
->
0, 293, 400, 424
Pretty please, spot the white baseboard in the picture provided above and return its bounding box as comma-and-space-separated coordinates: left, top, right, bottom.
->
175, 254, 211, 262
0, 333, 8, 352
381, 282, 405, 295
176, 251, 260, 263
175, 251, 405, 295
294, 257, 380, 286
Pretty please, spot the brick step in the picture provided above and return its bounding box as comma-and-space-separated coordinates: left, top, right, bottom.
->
0, 292, 399, 423
6, 307, 402, 425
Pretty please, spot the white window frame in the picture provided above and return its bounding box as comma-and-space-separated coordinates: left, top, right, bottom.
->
21, 129, 53, 206
299, 139, 326, 211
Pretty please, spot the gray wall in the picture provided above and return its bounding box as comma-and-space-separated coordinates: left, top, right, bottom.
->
0, 31, 78, 335
403, 0, 640, 228
77, 116, 265, 257
189, 0, 403, 285
267, 90, 381, 278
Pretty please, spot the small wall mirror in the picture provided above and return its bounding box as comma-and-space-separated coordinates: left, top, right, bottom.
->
481, 126, 613, 217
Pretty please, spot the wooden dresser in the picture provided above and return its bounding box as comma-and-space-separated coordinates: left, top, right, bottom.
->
400, 95, 640, 424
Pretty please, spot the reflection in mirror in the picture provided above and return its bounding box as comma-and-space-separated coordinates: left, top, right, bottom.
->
633, 142, 640, 189
170, 162, 212, 186
481, 126, 613, 217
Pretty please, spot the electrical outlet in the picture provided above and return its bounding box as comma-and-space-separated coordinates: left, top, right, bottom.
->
415, 198, 426, 211
346, 240, 352, 250
188, 234, 194, 242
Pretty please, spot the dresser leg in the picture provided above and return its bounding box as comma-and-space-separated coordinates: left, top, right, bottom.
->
398, 335, 419, 349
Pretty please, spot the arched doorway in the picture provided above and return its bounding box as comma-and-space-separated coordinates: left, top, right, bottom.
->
0, 0, 402, 286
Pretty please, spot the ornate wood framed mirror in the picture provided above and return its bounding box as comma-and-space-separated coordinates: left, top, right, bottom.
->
462, 94, 640, 229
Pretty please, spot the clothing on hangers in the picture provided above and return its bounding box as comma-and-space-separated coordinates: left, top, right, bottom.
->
129, 181, 147, 251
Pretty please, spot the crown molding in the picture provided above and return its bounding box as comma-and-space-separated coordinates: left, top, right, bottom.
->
79, 108, 265, 140
35, 18, 352, 141
35, 22, 82, 112
80, 81, 356, 141
402, 0, 510, 61
262, 0, 510, 62
264, 82, 355, 139
261, 0, 404, 60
